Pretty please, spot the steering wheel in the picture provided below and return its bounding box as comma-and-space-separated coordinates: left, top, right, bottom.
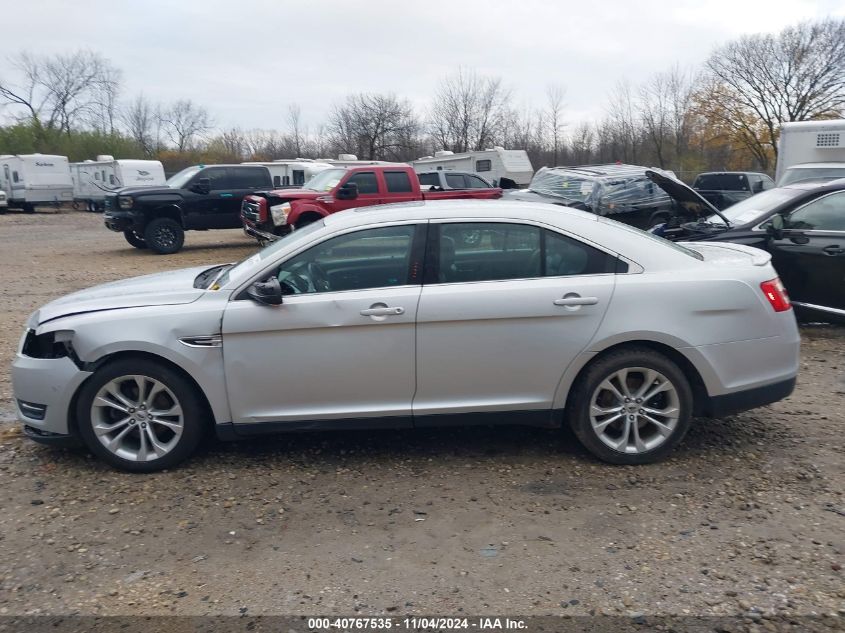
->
306, 261, 331, 293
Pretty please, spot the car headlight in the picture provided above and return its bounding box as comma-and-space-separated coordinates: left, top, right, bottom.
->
270, 202, 291, 226
118, 196, 134, 210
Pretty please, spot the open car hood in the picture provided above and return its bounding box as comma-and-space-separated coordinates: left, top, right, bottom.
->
645, 170, 731, 224
29, 265, 213, 327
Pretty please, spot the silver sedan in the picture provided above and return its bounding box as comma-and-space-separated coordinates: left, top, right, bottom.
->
12, 201, 800, 471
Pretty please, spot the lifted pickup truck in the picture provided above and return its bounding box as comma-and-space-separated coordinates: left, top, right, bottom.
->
241, 164, 502, 243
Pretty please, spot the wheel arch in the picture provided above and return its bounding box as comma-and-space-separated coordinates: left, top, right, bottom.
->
68, 349, 220, 437
555, 338, 711, 417
288, 204, 326, 227
147, 204, 184, 227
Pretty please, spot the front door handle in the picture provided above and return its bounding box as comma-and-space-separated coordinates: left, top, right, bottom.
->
554, 295, 599, 307
823, 245, 845, 256
360, 306, 405, 316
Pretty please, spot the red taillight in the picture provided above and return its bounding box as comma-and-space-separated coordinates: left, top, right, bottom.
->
760, 277, 791, 312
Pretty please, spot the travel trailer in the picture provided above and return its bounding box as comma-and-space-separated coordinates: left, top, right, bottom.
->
412, 147, 534, 188
317, 154, 394, 168
70, 156, 166, 211
242, 159, 334, 188
775, 119, 845, 185
0, 154, 73, 211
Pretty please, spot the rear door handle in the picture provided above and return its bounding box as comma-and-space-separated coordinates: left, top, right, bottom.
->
360, 306, 405, 316
554, 295, 599, 307
823, 245, 845, 255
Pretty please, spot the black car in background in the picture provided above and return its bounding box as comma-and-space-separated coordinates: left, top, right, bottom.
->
648, 171, 845, 323
692, 171, 775, 210
504, 164, 694, 229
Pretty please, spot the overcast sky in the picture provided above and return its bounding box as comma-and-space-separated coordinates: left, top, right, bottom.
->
2, 0, 844, 137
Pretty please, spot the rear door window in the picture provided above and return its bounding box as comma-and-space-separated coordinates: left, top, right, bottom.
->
466, 175, 490, 188
418, 173, 440, 188
230, 167, 269, 189
384, 171, 413, 193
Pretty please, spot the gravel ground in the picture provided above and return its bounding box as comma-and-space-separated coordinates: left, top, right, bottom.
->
0, 208, 843, 623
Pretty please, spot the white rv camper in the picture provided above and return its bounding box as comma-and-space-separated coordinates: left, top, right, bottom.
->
0, 154, 73, 211
318, 154, 394, 168
412, 147, 534, 188
70, 156, 166, 211
775, 119, 845, 185
242, 159, 334, 188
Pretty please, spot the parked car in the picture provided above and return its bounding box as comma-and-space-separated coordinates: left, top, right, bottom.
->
417, 170, 495, 191
505, 164, 691, 229
648, 170, 845, 322
103, 164, 274, 254
692, 171, 775, 210
240, 164, 502, 244
13, 200, 798, 472
0, 189, 7, 213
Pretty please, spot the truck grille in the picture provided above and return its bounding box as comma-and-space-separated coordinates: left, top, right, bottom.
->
242, 200, 261, 222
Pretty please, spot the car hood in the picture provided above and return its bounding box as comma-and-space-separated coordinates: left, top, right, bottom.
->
29, 265, 212, 327
112, 185, 176, 197
645, 170, 722, 215
267, 188, 322, 200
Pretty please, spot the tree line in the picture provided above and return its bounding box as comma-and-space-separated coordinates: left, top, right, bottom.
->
1, 18, 843, 179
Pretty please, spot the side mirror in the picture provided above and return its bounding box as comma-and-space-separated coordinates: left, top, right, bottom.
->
752, 181, 764, 193
191, 178, 211, 194
336, 182, 359, 200
246, 277, 283, 306
768, 214, 784, 240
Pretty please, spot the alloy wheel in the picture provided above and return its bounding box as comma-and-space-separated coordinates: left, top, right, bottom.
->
90, 374, 184, 462
589, 366, 680, 454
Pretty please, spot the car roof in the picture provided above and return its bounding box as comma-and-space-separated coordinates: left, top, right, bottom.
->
545, 164, 655, 178
781, 177, 845, 191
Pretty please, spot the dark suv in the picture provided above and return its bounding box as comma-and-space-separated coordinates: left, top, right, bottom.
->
103, 164, 273, 254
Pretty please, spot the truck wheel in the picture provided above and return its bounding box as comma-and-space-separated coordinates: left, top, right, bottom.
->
124, 230, 148, 249
23, 203, 35, 213
72, 201, 80, 210
144, 218, 185, 254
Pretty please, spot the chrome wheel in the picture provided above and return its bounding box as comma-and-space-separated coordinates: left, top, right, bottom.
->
90, 374, 184, 462
589, 367, 680, 454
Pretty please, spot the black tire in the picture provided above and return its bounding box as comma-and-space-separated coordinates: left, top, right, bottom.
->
23, 203, 35, 213
123, 230, 148, 249
72, 201, 80, 210
75, 358, 205, 472
567, 347, 693, 465
144, 217, 185, 254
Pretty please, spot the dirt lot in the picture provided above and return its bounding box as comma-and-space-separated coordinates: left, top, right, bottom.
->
0, 209, 843, 623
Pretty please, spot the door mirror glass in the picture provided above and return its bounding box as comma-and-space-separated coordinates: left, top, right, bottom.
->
246, 277, 283, 305
336, 182, 359, 200
191, 177, 211, 194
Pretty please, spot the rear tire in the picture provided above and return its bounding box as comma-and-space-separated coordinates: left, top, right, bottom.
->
568, 347, 693, 465
144, 217, 185, 254
124, 230, 148, 249
75, 358, 204, 472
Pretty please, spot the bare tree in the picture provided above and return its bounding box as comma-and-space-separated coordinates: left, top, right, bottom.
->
569, 122, 595, 164
639, 73, 672, 168
287, 104, 304, 157
605, 80, 641, 163
704, 17, 845, 167
543, 84, 566, 165
123, 93, 156, 155
162, 99, 212, 152
429, 68, 511, 152
327, 93, 419, 160
0, 49, 121, 139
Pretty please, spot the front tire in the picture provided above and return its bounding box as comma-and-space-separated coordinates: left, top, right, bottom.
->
76, 358, 204, 472
144, 217, 185, 254
568, 347, 693, 465
123, 230, 148, 249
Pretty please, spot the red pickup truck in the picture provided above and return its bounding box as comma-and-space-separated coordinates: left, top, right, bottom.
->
241, 164, 502, 243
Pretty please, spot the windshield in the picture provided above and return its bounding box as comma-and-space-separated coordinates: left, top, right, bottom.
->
704, 187, 803, 226
215, 220, 326, 288
166, 166, 203, 189
528, 169, 595, 202
779, 167, 845, 186
304, 169, 346, 192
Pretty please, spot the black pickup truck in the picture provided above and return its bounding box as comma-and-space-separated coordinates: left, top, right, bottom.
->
103, 164, 273, 254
